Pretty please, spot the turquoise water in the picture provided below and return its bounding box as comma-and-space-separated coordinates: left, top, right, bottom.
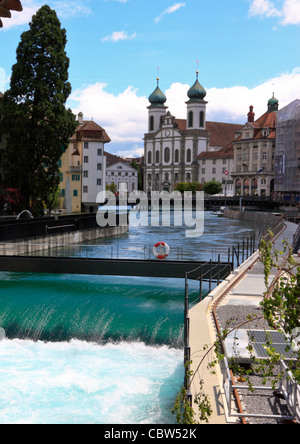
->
0, 212, 262, 424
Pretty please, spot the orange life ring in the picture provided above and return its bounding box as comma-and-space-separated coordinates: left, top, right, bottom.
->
153, 242, 170, 260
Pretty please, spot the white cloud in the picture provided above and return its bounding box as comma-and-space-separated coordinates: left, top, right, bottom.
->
167, 68, 300, 123
102, 31, 137, 42
68, 82, 148, 153
67, 68, 300, 156
248, 0, 300, 25
154, 2, 186, 24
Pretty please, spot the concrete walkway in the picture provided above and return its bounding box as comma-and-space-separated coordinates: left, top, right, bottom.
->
188, 219, 298, 424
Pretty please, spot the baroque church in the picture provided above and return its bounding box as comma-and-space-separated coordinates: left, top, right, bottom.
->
143, 72, 242, 193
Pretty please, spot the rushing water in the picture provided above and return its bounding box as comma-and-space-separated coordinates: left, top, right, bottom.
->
0, 212, 263, 424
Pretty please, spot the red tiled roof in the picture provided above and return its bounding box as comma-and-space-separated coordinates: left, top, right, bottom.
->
104, 151, 127, 167
174, 118, 242, 148
198, 143, 234, 160
72, 120, 111, 143
234, 110, 277, 142
0, 0, 23, 28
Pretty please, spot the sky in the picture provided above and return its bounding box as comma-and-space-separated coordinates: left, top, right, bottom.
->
0, 0, 300, 157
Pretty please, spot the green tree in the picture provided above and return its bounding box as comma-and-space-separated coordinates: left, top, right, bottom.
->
203, 180, 223, 195
106, 182, 117, 194
1, 5, 76, 214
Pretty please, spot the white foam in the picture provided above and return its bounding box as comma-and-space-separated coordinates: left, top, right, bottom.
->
0, 339, 183, 424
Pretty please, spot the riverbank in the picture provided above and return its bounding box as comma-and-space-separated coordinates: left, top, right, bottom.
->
188, 217, 299, 424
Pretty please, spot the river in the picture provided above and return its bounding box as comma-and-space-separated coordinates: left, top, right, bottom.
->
0, 212, 263, 424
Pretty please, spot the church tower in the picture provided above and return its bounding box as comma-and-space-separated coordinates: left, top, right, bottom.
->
147, 78, 167, 133
186, 71, 207, 130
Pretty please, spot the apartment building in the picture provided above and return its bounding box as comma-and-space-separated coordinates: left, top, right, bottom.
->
231, 97, 278, 197
59, 113, 110, 213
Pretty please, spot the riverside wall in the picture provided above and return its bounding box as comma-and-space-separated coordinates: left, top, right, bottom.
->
223, 209, 281, 227
0, 224, 129, 256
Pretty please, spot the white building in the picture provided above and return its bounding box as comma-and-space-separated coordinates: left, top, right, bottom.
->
198, 143, 235, 195
77, 115, 110, 212
106, 160, 138, 193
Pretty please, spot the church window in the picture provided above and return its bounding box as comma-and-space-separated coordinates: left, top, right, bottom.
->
148, 151, 152, 165
164, 147, 170, 163
186, 149, 191, 163
188, 111, 193, 128
175, 149, 179, 163
200, 111, 204, 128
149, 116, 154, 131
155, 150, 160, 164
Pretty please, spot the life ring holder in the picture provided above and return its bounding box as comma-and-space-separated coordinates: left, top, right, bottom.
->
153, 242, 170, 260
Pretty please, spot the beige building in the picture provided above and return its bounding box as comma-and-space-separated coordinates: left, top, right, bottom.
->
231, 97, 278, 197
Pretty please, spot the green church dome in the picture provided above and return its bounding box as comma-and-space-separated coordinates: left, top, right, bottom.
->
187, 71, 206, 100
268, 93, 279, 111
148, 78, 167, 105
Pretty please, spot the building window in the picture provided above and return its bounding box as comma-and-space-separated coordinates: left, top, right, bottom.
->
202, 168, 205, 174
175, 149, 179, 163
164, 147, 170, 163
97, 179, 102, 186
97, 149, 102, 156
186, 149, 191, 163
149, 116, 154, 131
199, 111, 204, 128
156, 150, 159, 164
58, 159, 62, 168
188, 111, 193, 128
60, 173, 63, 182
72, 174, 80, 181
212, 168, 216, 174
60, 189, 65, 197
84, 156, 88, 163
73, 190, 78, 197
84, 142, 89, 149
83, 186, 88, 193
148, 151, 152, 165
83, 170, 88, 178
97, 163, 102, 170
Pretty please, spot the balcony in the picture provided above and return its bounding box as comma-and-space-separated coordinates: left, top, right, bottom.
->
68, 165, 82, 174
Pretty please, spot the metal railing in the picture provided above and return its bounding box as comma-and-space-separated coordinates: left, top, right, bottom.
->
222, 357, 299, 423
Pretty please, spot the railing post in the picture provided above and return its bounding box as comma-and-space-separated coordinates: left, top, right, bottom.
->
199, 267, 203, 301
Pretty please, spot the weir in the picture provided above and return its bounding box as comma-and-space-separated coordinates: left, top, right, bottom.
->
0, 255, 232, 281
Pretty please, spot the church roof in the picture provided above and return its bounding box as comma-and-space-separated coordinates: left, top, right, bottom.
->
148, 79, 167, 106
174, 118, 242, 148
0, 0, 23, 28
187, 71, 207, 101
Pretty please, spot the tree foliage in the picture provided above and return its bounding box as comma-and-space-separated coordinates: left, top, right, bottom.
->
203, 180, 223, 195
1, 5, 76, 214
175, 182, 202, 193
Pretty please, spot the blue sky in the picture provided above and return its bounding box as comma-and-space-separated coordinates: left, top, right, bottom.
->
1, 0, 300, 156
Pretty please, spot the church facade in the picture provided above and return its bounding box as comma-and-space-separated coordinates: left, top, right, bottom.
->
143, 73, 242, 193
